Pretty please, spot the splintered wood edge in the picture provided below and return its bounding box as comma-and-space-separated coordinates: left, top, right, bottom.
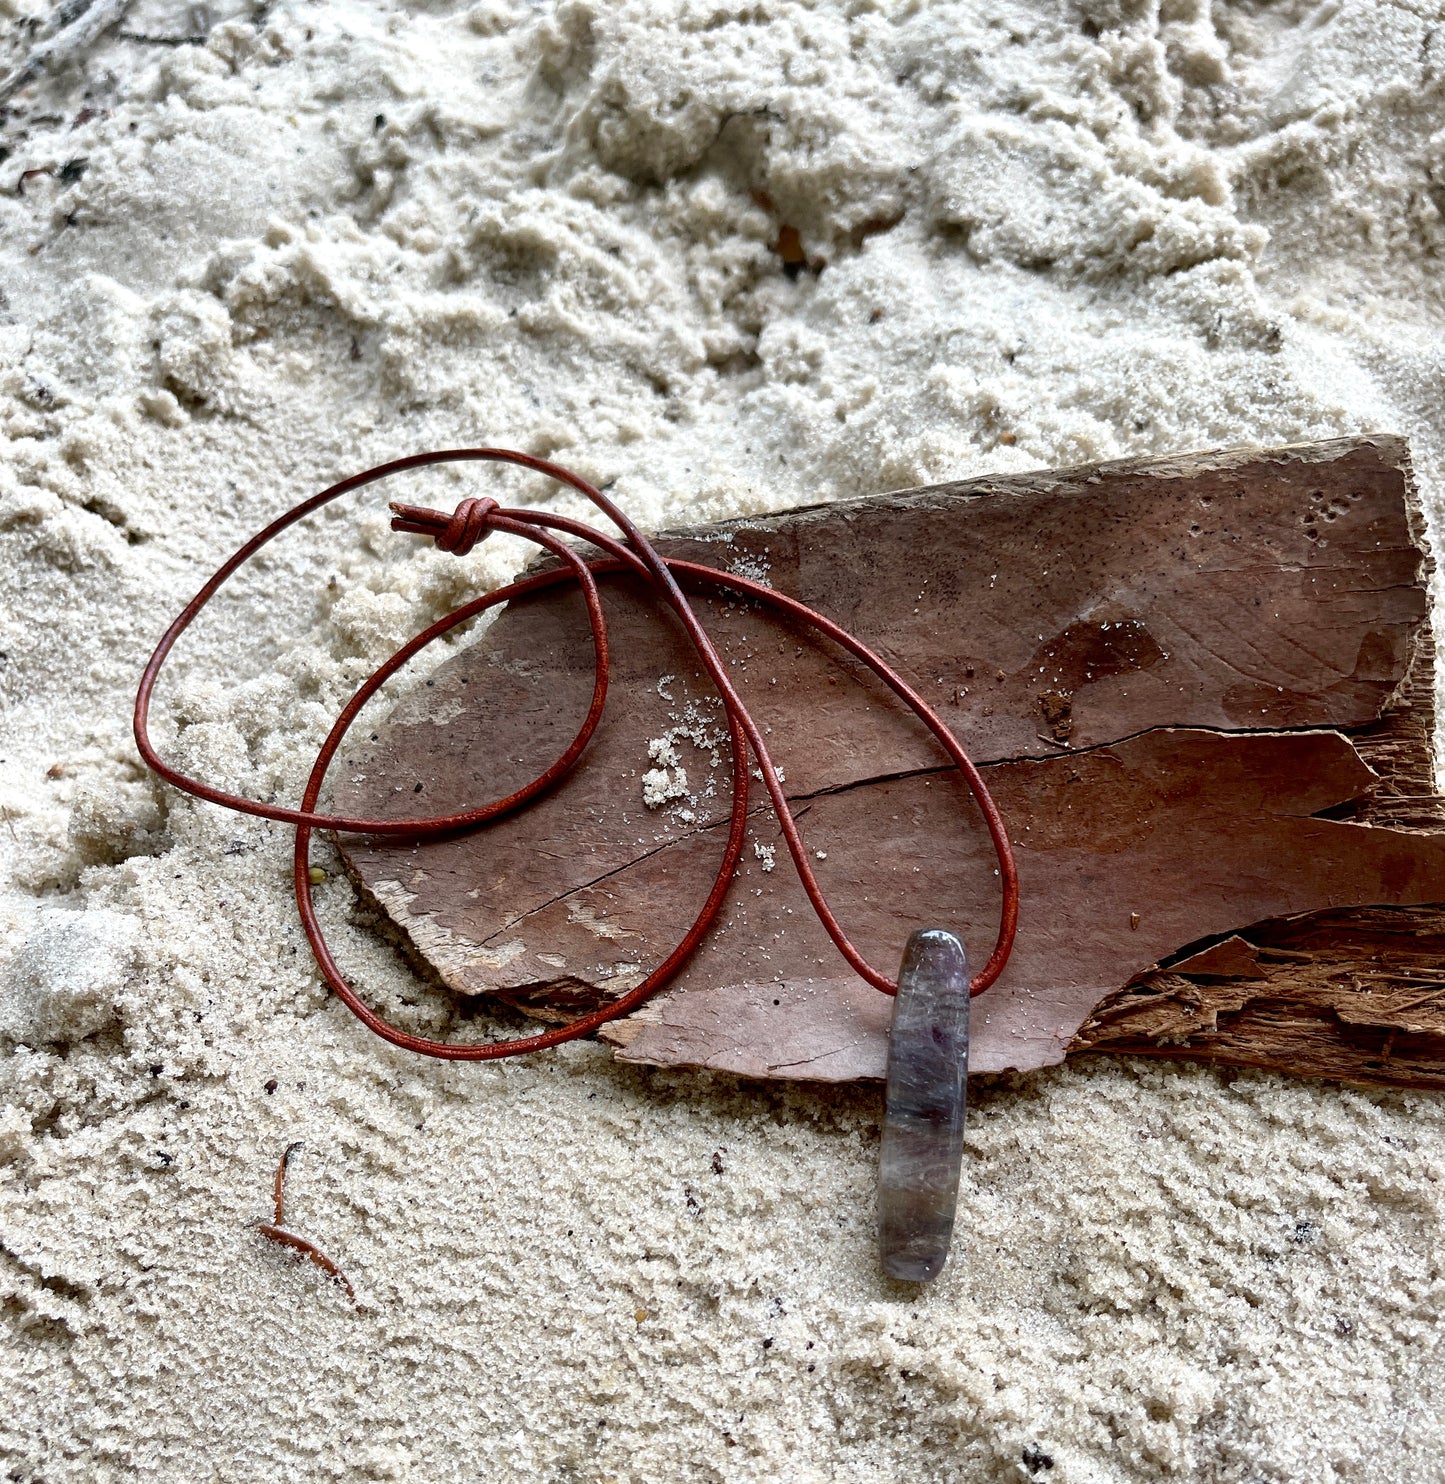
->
1347, 435, 1439, 829
1072, 437, 1445, 1090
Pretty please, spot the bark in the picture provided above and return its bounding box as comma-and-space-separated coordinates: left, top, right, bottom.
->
334, 436, 1445, 1088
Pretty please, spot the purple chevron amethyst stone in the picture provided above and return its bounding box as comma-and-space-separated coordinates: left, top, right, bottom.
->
878, 928, 970, 1282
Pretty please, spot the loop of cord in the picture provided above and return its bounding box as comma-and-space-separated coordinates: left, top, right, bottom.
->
134, 449, 1019, 1063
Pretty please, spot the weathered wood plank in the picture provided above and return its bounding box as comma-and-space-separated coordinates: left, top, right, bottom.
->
333, 436, 1445, 1087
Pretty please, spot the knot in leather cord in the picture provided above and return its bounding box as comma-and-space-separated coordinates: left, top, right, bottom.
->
390, 496, 499, 556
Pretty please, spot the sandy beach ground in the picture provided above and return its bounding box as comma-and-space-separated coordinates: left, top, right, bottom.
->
2, 0, 1444, 1479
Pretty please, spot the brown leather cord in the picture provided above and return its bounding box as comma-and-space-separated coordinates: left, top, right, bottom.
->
135, 498, 612, 836
134, 449, 1019, 1063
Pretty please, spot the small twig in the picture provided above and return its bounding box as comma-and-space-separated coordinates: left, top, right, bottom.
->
271, 1138, 301, 1224
256, 1224, 357, 1301
0, 804, 16, 842
0, 0, 133, 107
257, 1141, 357, 1305
115, 30, 206, 47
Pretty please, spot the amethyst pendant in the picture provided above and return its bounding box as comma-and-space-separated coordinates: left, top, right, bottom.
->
878, 927, 970, 1282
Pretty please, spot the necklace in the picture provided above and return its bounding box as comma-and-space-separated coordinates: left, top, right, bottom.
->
133, 449, 1019, 1280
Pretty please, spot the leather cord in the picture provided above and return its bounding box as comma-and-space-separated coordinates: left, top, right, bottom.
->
135, 449, 1019, 1061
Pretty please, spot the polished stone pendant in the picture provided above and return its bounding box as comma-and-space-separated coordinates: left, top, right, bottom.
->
878, 927, 970, 1282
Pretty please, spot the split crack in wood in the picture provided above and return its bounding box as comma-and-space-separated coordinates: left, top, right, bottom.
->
409, 734, 1385, 973
334, 436, 1445, 1090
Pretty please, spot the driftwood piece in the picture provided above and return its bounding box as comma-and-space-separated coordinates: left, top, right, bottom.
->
334, 436, 1445, 1089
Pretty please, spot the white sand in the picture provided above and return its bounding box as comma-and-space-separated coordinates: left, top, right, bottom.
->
3, 0, 1445, 1477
